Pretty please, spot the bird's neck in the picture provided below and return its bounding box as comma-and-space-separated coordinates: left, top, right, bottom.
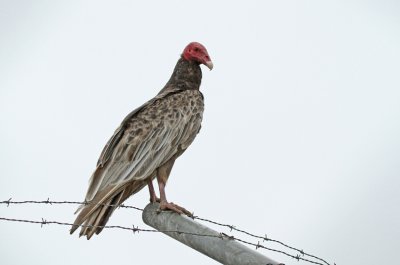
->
161, 57, 202, 93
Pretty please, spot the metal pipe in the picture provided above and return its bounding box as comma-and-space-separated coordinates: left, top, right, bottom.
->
142, 203, 282, 265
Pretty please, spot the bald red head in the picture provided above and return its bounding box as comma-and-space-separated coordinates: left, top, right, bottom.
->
182, 42, 213, 70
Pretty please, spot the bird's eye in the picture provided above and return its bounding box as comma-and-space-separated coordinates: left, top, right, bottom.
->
194, 47, 199, 52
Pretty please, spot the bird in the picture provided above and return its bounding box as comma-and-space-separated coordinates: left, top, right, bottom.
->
70, 42, 213, 239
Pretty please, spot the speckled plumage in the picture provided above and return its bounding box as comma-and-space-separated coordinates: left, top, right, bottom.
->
70, 57, 206, 239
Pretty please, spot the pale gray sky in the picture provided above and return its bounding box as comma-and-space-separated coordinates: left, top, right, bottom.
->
1, 1, 399, 264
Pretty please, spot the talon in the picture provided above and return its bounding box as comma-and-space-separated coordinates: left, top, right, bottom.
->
159, 201, 192, 216
159, 201, 184, 214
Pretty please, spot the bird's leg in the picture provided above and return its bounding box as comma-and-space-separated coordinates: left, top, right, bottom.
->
147, 179, 159, 203
157, 176, 191, 216
156, 159, 192, 216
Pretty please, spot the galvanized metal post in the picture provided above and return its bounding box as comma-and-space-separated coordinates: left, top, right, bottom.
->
142, 203, 282, 265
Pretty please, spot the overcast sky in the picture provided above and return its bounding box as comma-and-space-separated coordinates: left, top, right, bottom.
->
1, 1, 399, 265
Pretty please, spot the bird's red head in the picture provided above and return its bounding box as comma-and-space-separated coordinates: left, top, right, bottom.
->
182, 42, 213, 70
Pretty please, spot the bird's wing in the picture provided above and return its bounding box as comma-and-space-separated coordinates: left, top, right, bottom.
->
96, 88, 180, 167
82, 88, 203, 204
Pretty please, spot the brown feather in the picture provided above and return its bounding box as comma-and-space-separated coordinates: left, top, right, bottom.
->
71, 57, 206, 239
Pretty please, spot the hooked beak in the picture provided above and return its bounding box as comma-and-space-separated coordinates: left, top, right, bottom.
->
204, 60, 214, 71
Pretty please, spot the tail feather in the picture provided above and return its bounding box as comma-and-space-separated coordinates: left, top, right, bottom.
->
79, 209, 99, 238
70, 184, 119, 235
70, 179, 148, 239
86, 192, 123, 239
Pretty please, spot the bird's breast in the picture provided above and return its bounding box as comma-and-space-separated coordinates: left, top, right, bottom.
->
164, 90, 204, 122
164, 90, 204, 151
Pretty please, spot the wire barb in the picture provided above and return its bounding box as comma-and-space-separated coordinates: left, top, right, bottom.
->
41, 218, 47, 227
6, 198, 12, 207
132, 225, 139, 234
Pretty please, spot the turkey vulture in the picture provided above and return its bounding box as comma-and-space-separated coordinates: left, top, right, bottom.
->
70, 42, 213, 239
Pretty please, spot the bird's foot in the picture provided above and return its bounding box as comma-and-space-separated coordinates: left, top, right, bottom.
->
159, 201, 192, 217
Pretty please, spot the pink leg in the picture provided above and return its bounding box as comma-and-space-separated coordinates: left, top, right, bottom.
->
156, 174, 191, 216
155, 158, 192, 216
147, 179, 159, 203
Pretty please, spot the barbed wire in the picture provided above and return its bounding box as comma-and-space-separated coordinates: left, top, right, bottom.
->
193, 216, 331, 265
0, 216, 323, 265
0, 216, 223, 238
0, 198, 143, 211
0, 198, 333, 265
